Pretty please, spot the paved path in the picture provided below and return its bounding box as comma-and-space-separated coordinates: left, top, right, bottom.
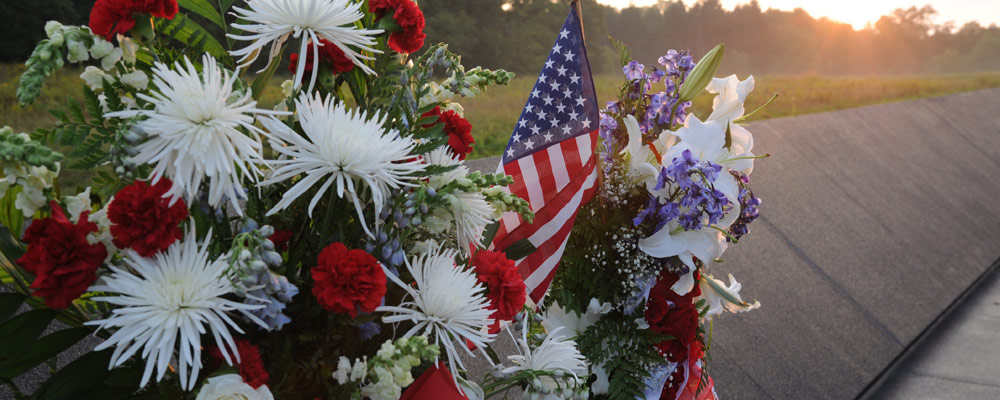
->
864, 261, 1000, 399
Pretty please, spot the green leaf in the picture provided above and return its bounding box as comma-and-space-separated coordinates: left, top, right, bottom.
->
503, 238, 537, 261
158, 13, 227, 59
67, 98, 85, 124
177, 0, 226, 29
0, 327, 91, 379
608, 35, 633, 67
0, 309, 56, 359
83, 86, 102, 124
0, 225, 25, 262
0, 293, 24, 324
678, 43, 725, 102
31, 349, 116, 400
251, 46, 284, 101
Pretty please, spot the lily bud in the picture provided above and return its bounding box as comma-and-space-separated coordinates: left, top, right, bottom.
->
678, 43, 724, 102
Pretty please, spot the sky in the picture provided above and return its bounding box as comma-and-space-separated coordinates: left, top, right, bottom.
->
594, 0, 1000, 30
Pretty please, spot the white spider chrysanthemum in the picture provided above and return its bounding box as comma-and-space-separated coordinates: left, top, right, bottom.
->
229, 0, 382, 93
377, 247, 495, 387
106, 55, 286, 214
260, 93, 424, 235
504, 327, 589, 399
424, 148, 495, 253
85, 225, 267, 390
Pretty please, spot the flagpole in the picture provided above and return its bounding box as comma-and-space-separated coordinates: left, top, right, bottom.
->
571, 0, 586, 42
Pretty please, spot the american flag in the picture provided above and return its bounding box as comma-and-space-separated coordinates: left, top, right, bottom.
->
491, 4, 600, 303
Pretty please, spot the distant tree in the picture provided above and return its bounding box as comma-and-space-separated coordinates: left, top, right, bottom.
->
0, 0, 89, 62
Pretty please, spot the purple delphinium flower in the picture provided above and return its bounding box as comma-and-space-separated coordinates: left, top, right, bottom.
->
636, 150, 731, 233
357, 321, 382, 340
623, 60, 644, 81
728, 174, 761, 241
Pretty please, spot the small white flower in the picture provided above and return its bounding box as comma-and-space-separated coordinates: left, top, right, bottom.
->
260, 93, 424, 236
120, 70, 149, 90
118, 35, 138, 64
101, 48, 123, 70
89, 39, 115, 59
63, 187, 92, 223
229, 0, 382, 93
334, 356, 352, 384
44, 21, 63, 38
107, 54, 287, 213
360, 366, 401, 400
68, 40, 89, 63
80, 66, 111, 90
85, 225, 267, 390
195, 374, 274, 400
541, 299, 610, 340
378, 246, 495, 387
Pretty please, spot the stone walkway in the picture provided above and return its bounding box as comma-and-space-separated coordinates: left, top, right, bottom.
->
863, 261, 1000, 399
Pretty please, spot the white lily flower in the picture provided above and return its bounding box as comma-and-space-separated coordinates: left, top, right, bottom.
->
706, 74, 755, 124
697, 273, 760, 317
541, 298, 610, 340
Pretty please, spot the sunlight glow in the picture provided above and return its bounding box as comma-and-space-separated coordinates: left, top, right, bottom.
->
594, 0, 1000, 30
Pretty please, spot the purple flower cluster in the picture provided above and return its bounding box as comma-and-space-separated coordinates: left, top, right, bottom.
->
634, 150, 731, 232
728, 173, 761, 242
614, 50, 697, 136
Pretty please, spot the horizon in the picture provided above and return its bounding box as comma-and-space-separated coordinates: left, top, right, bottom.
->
594, 0, 1000, 30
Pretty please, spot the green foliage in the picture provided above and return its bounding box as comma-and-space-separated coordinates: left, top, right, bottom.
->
608, 36, 633, 67
177, 0, 227, 30
578, 313, 671, 400
155, 13, 228, 60
0, 126, 63, 171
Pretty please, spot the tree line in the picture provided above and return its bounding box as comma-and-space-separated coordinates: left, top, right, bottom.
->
3, 0, 998, 76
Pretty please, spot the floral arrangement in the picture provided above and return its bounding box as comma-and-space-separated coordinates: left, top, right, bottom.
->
0, 0, 773, 399
540, 43, 771, 399
0, 0, 592, 399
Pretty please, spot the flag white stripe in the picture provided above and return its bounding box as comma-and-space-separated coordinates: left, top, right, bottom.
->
547, 145, 571, 191
518, 157, 546, 211
521, 168, 598, 290
576, 133, 591, 165
527, 168, 597, 247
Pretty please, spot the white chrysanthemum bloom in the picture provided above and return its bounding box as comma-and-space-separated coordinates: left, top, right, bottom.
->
377, 247, 495, 388
504, 327, 589, 399
106, 55, 287, 214
424, 148, 495, 254
229, 0, 382, 93
195, 374, 274, 400
260, 93, 424, 236
85, 225, 267, 390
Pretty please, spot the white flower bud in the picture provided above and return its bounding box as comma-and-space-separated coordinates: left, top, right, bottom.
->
120, 70, 149, 90
66, 38, 90, 63
101, 48, 122, 70
44, 21, 63, 38
89, 39, 114, 59
80, 66, 110, 90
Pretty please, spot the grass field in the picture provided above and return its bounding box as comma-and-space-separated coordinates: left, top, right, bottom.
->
3, 64, 999, 161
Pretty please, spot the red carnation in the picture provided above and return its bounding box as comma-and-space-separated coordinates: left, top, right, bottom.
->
369, 0, 427, 54
210, 339, 270, 389
89, 0, 178, 40
17, 202, 107, 309
471, 250, 526, 331
311, 242, 387, 317
109, 179, 188, 257
270, 229, 293, 252
646, 269, 702, 363
288, 39, 355, 74
421, 107, 475, 160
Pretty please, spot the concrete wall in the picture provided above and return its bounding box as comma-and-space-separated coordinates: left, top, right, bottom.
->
466, 88, 1000, 399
